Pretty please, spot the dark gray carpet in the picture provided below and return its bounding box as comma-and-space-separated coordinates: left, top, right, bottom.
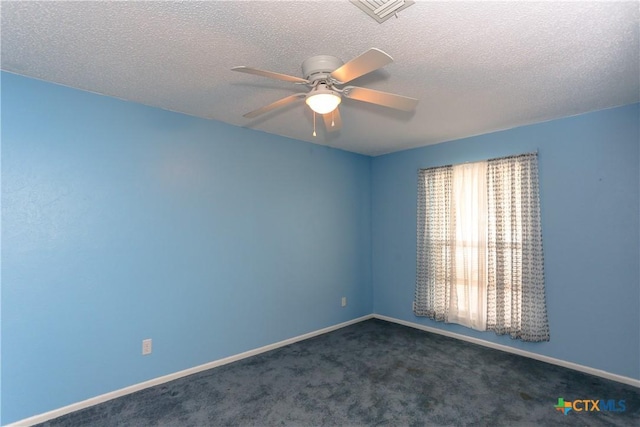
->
38, 319, 639, 426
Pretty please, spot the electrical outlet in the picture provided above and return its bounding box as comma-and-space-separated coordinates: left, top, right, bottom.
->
341, 297, 347, 307
142, 338, 152, 355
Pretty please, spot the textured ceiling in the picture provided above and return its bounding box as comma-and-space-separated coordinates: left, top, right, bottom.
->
1, 1, 638, 156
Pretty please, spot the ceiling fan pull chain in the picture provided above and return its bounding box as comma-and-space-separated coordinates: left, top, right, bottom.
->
313, 112, 317, 137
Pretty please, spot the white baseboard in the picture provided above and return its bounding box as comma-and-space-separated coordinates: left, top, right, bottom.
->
7, 315, 374, 427
373, 314, 640, 389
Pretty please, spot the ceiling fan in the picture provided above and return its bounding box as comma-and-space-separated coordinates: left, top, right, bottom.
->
231, 48, 418, 134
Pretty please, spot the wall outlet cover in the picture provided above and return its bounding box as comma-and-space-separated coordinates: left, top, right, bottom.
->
142, 338, 152, 355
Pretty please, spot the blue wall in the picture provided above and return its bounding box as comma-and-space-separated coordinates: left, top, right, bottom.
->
372, 103, 640, 380
0, 72, 372, 424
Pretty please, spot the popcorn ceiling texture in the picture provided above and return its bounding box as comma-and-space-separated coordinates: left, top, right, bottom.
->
1, 1, 638, 155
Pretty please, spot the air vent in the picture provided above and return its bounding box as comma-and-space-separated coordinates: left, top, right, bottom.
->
350, 0, 415, 23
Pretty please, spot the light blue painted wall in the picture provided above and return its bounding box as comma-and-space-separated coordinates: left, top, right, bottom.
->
0, 72, 372, 424
372, 103, 640, 380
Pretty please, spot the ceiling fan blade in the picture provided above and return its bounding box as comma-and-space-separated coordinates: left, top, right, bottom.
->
243, 93, 306, 119
330, 48, 393, 84
343, 86, 418, 111
232, 66, 309, 84
322, 107, 342, 132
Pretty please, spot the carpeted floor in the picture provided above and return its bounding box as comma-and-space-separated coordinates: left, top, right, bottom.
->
38, 319, 639, 426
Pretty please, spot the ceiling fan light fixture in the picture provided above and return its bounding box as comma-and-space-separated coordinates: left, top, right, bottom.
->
305, 89, 341, 115
233, 48, 418, 130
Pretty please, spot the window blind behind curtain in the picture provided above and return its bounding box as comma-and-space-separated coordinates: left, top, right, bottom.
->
415, 153, 550, 342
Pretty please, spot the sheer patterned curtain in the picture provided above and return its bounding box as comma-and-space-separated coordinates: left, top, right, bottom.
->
415, 166, 454, 322
486, 153, 549, 342
415, 162, 488, 330
415, 152, 549, 342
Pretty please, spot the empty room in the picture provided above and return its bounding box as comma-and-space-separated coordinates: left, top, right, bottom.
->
1, 1, 639, 426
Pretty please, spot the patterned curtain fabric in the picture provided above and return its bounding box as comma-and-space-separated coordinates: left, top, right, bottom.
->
486, 153, 549, 342
415, 153, 549, 342
415, 166, 454, 322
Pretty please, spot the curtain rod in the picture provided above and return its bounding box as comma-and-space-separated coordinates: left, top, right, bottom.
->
417, 150, 538, 172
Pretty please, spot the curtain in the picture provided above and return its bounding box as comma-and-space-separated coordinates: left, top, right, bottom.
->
415, 162, 488, 330
415, 166, 453, 322
448, 161, 488, 330
486, 153, 549, 342
415, 152, 549, 342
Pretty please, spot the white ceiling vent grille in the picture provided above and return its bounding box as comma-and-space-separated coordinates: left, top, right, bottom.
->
350, 0, 415, 24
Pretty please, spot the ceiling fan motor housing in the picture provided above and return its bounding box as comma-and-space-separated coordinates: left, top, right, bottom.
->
302, 55, 344, 83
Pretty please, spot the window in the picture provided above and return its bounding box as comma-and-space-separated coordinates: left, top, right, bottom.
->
415, 153, 549, 342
